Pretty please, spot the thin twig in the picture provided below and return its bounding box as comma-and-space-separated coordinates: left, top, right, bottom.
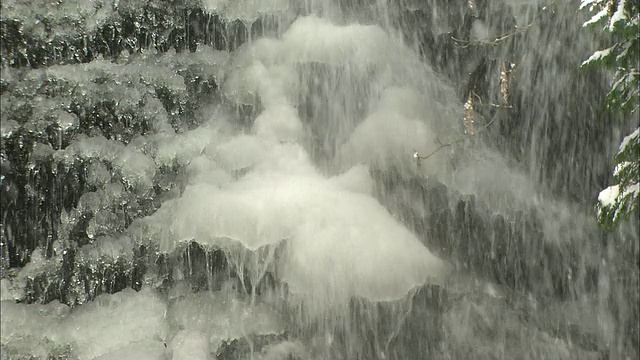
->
490, 103, 513, 109
451, 26, 532, 48
450, 2, 556, 48
415, 113, 499, 162
417, 136, 469, 161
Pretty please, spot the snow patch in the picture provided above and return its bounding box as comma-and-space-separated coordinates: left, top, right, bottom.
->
581, 46, 614, 67
623, 182, 639, 198
609, 0, 628, 30
618, 127, 639, 154
598, 185, 620, 207
583, 7, 608, 27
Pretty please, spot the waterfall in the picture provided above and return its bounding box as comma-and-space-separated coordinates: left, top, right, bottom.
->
1, 0, 637, 359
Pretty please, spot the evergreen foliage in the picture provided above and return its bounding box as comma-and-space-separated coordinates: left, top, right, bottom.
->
581, 0, 640, 227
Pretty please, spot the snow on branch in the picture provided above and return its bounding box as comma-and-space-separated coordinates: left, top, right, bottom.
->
581, 46, 615, 67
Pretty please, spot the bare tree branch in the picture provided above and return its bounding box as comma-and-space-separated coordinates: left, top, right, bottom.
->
414, 109, 499, 166
450, 2, 556, 48
451, 25, 532, 48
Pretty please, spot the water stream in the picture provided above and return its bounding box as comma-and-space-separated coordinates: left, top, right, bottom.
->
0, 0, 638, 359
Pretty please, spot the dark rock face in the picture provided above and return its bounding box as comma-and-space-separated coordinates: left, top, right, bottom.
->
364, 285, 447, 360
216, 333, 291, 360
0, 0, 291, 69
0, 54, 217, 270
370, 165, 616, 301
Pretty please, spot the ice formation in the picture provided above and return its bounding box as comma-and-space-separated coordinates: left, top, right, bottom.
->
144, 16, 453, 306
1, 287, 283, 359
2, 0, 635, 359
3, 13, 456, 358
1, 288, 166, 359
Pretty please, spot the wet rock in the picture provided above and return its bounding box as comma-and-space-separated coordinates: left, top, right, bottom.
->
216, 333, 290, 360
17, 241, 147, 306
1, 0, 294, 68
285, 284, 449, 360
370, 167, 603, 303
383, 285, 447, 359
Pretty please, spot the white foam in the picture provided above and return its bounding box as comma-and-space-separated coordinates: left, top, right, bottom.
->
200, 0, 292, 21
168, 330, 210, 360
339, 87, 443, 173
148, 142, 449, 302
328, 165, 374, 196
279, 16, 390, 67
144, 16, 452, 309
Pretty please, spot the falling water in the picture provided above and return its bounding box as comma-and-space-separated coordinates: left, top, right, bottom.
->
1, 0, 638, 359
